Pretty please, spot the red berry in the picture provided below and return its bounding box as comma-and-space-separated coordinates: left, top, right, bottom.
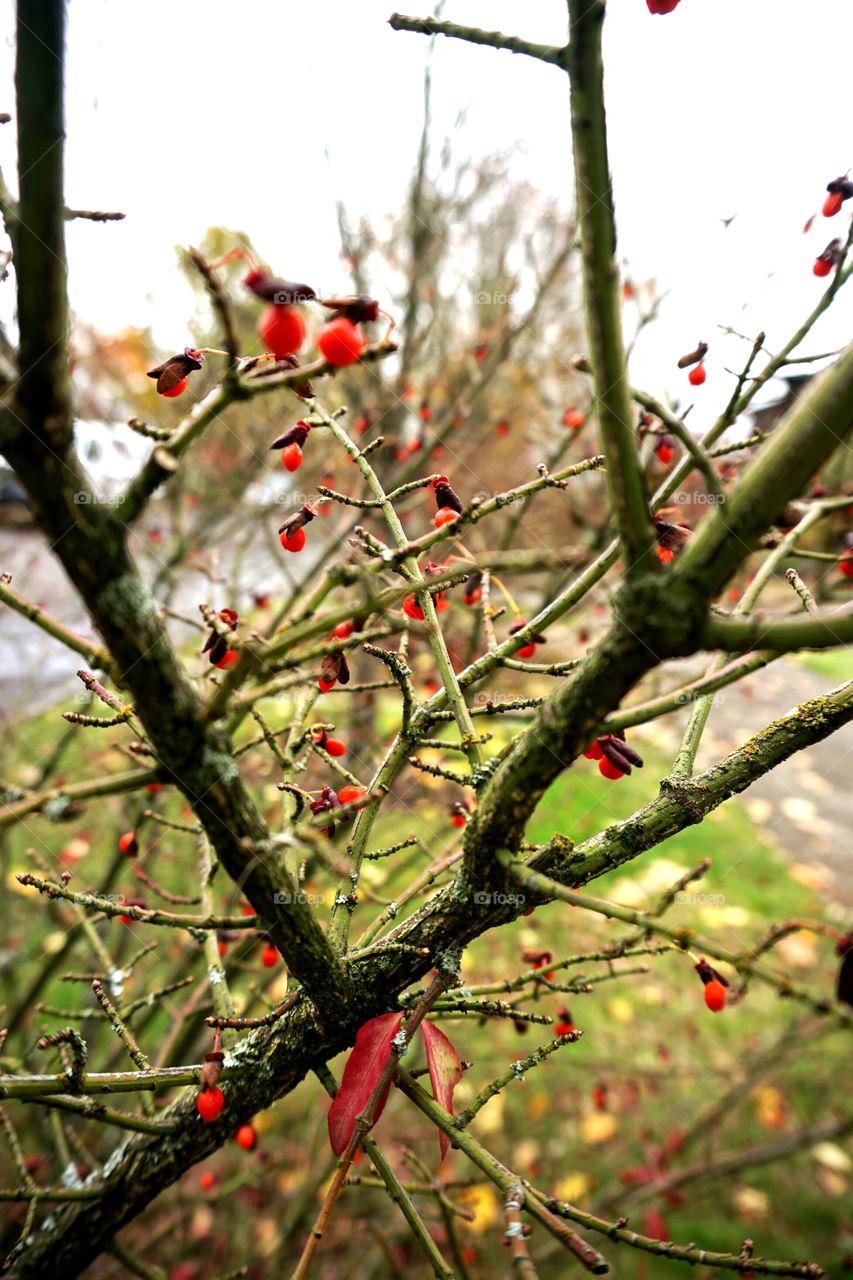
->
703, 979, 727, 1013
333, 620, 355, 639
199, 1170, 216, 1191
146, 783, 162, 794
325, 737, 346, 757
555, 1020, 576, 1037
337, 785, 366, 805
197, 1086, 224, 1122
215, 649, 239, 671
563, 409, 585, 429
236, 1123, 257, 1151
813, 256, 833, 278
317, 317, 365, 366
118, 830, 138, 856
161, 378, 188, 399
823, 191, 844, 218
434, 507, 460, 529
583, 742, 604, 760
655, 443, 674, 466
516, 643, 536, 659
423, 679, 440, 696
261, 943, 278, 969
688, 363, 706, 386
217, 938, 228, 958
598, 757, 626, 780
280, 527, 306, 553
282, 443, 303, 472
318, 677, 337, 693
451, 813, 466, 829
258, 304, 305, 358
646, 0, 681, 11
839, 553, 853, 579
403, 594, 425, 621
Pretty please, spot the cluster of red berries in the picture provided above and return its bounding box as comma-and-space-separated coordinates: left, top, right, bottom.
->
202, 607, 239, 671
244, 267, 382, 367
694, 958, 729, 1013
584, 732, 644, 779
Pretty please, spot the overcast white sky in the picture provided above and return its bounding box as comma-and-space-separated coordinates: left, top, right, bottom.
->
2, 0, 851, 424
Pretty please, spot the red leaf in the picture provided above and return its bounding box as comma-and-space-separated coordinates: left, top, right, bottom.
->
421, 1019, 463, 1159
328, 1012, 404, 1156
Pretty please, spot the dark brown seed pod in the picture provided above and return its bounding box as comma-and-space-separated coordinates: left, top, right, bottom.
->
676, 341, 709, 370
432, 475, 464, 515
598, 732, 644, 775
147, 347, 205, 393
277, 354, 314, 398
654, 518, 692, 555
203, 633, 229, 666
509, 619, 547, 644
310, 784, 340, 816
243, 269, 316, 304
319, 295, 380, 324
201, 1050, 225, 1090
694, 959, 729, 988
269, 421, 311, 451
836, 934, 853, 1007
826, 176, 853, 201
278, 504, 316, 538
320, 650, 350, 687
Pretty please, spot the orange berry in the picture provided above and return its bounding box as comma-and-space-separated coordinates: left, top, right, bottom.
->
704, 979, 727, 1013
281, 443, 303, 472
199, 1170, 216, 1191
823, 191, 843, 217
598, 758, 625, 780
434, 507, 460, 529
261, 943, 278, 969
235, 1123, 257, 1151
563, 409, 585, 429
317, 316, 365, 366
118, 830, 138, 856
197, 1086, 224, 1122
214, 649, 239, 671
337, 785, 366, 805
258, 304, 305, 358
161, 378, 187, 399
280, 527, 306, 553
403, 594, 425, 621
